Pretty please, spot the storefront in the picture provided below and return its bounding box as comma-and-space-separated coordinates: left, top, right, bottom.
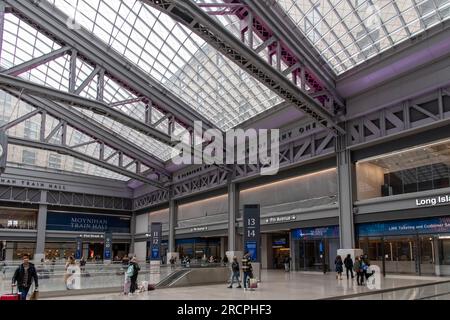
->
0, 208, 37, 230
270, 233, 290, 269
45, 211, 131, 262
356, 216, 450, 275
291, 226, 339, 272
175, 237, 221, 261
0, 208, 38, 260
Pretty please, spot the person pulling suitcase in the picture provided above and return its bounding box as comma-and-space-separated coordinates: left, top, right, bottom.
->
11, 254, 39, 300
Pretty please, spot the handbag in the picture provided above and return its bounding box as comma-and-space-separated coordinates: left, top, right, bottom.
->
30, 290, 39, 300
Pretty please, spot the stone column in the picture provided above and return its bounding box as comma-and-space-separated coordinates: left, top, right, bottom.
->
129, 212, 136, 256
226, 180, 242, 263
166, 196, 179, 264
336, 132, 356, 250
34, 191, 48, 262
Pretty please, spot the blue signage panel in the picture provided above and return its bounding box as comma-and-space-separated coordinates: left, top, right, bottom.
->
46, 211, 130, 233
150, 223, 162, 261
75, 237, 82, 260
292, 226, 339, 240
357, 216, 450, 237
104, 232, 112, 260
243, 204, 260, 263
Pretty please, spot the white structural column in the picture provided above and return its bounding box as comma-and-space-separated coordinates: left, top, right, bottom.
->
227, 181, 238, 253
34, 191, 48, 262
336, 132, 356, 250
167, 195, 179, 263
130, 212, 136, 256
226, 179, 243, 266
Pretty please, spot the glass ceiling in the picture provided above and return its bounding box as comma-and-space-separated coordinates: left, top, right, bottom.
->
49, 0, 282, 131
276, 0, 450, 74
0, 0, 282, 180
0, 90, 129, 181
1, 0, 448, 181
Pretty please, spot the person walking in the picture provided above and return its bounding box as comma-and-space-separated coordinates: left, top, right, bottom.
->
335, 255, 343, 280
80, 256, 86, 273
128, 257, 140, 295
222, 255, 229, 267
283, 256, 291, 272
11, 254, 39, 300
354, 256, 364, 286
227, 256, 242, 288
362, 254, 371, 280
64, 256, 79, 290
344, 254, 354, 279
241, 252, 253, 290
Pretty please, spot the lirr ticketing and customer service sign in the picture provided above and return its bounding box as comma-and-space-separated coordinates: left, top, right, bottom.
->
243, 204, 260, 263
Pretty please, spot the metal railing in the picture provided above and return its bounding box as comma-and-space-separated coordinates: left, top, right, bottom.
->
0, 261, 228, 295
323, 280, 450, 300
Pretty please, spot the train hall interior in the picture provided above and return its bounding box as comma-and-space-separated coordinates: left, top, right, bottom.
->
0, 0, 449, 301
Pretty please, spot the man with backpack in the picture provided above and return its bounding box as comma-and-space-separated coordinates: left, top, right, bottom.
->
227, 256, 241, 288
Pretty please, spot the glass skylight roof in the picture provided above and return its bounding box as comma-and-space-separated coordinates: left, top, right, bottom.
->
1, 0, 448, 181
49, 0, 282, 131
276, 0, 450, 74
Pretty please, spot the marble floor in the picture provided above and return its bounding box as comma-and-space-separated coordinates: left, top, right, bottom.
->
41, 270, 450, 300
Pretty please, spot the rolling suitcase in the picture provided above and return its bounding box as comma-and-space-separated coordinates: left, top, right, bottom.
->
249, 278, 258, 290
1, 287, 21, 300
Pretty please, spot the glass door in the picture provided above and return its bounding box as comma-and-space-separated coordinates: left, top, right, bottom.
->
384, 236, 417, 274
420, 236, 435, 275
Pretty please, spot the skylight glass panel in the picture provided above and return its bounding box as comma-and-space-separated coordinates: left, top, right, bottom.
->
48, 0, 283, 130
275, 0, 450, 74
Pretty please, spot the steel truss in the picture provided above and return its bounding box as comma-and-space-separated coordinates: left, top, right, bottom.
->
1, 0, 222, 161
0, 88, 170, 189
4, 0, 218, 131
348, 88, 450, 146
141, 0, 345, 136
133, 128, 336, 209
0, 184, 132, 210
198, 0, 344, 112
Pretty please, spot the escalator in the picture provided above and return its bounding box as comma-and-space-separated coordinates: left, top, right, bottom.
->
156, 268, 191, 288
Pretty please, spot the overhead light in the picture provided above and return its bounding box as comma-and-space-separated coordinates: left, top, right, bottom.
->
439, 236, 450, 240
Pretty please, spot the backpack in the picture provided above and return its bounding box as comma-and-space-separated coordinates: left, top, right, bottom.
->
126, 265, 134, 278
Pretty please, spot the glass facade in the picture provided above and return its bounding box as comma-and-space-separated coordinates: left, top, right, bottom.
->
356, 139, 450, 200
356, 217, 450, 275
175, 238, 221, 262
291, 226, 339, 272
275, 0, 450, 74
1, 242, 36, 261
0, 208, 37, 230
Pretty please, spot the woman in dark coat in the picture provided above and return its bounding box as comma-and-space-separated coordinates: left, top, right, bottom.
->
335, 255, 343, 280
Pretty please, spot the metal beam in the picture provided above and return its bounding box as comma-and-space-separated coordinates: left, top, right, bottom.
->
0, 73, 177, 146
74, 65, 100, 95
1, 87, 171, 178
5, 0, 220, 133
141, 0, 344, 135
2, 46, 71, 76
0, 108, 39, 130
8, 136, 166, 189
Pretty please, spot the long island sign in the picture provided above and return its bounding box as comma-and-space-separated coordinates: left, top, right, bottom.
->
415, 195, 450, 207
